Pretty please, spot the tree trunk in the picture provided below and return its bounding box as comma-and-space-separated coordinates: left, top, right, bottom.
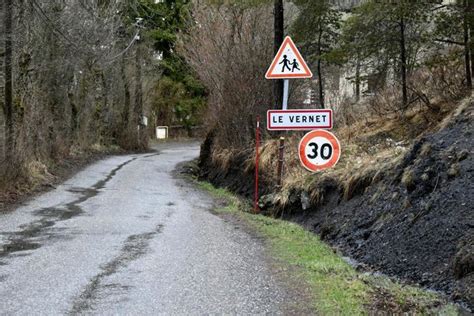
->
400, 15, 408, 109
101, 70, 108, 136
355, 59, 361, 102
317, 27, 324, 109
134, 42, 144, 149
470, 49, 474, 87
121, 56, 130, 129
4, 0, 14, 160
100, 71, 108, 117
69, 92, 78, 139
317, 58, 324, 109
273, 0, 284, 109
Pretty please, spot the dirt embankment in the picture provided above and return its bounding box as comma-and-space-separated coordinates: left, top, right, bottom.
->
0, 146, 138, 213
199, 129, 267, 198
199, 103, 474, 310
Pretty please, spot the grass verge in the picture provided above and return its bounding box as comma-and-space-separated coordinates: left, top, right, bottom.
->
197, 181, 459, 315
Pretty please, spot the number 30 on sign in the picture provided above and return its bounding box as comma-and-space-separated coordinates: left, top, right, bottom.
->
299, 130, 341, 172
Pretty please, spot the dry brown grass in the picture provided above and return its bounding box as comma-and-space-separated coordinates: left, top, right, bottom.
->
211, 147, 235, 172
439, 93, 474, 130
0, 159, 53, 210
242, 94, 467, 210
234, 126, 409, 210
0, 142, 123, 211
25, 161, 55, 186
203, 53, 469, 211
401, 168, 415, 190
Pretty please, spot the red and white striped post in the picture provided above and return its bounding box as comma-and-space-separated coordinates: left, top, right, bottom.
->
254, 115, 260, 214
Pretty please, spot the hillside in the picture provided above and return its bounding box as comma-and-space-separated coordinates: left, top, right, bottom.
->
199, 96, 474, 310
283, 100, 474, 309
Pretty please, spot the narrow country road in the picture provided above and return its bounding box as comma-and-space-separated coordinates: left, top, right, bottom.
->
0, 142, 291, 315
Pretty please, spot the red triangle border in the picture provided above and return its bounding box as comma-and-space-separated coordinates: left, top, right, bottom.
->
265, 36, 313, 79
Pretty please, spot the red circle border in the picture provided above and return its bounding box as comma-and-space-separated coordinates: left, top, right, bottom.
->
298, 130, 341, 172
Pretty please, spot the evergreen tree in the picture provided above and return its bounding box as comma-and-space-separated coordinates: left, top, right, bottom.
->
291, 0, 342, 109
339, 1, 433, 109
128, 0, 207, 134
434, 0, 474, 89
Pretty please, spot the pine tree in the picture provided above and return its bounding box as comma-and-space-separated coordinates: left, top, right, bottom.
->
292, 0, 342, 109
339, 1, 432, 110
128, 0, 207, 135
434, 0, 474, 89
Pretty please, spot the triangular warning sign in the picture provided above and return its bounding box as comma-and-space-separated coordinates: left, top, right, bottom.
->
265, 36, 313, 79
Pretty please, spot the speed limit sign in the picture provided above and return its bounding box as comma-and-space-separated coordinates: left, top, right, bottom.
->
299, 130, 341, 172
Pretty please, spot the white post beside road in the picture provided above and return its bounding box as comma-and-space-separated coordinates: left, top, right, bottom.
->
282, 79, 289, 110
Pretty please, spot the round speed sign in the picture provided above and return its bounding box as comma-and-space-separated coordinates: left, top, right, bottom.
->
299, 130, 341, 172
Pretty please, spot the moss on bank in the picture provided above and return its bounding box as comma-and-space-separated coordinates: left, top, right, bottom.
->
198, 181, 459, 315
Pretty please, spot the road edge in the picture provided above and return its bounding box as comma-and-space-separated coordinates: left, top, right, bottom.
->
177, 160, 461, 315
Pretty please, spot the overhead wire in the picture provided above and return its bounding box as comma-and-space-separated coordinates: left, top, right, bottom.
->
30, 0, 142, 66
104, 29, 140, 65
30, 0, 80, 50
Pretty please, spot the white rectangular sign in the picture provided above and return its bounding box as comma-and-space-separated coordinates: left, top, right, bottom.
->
156, 126, 168, 139
267, 109, 333, 131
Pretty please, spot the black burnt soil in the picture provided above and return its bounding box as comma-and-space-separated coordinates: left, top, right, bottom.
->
199, 104, 474, 310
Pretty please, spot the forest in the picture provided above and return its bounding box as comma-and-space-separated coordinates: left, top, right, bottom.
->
0, 0, 471, 186
0, 0, 206, 194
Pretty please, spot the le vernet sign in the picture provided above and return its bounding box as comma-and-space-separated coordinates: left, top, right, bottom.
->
267, 109, 332, 131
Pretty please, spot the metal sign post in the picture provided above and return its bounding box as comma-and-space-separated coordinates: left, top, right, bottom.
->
282, 80, 289, 110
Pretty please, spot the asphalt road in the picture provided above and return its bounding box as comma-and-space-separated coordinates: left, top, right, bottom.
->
0, 142, 292, 315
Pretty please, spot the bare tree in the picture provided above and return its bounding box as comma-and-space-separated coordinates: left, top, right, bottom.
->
180, 1, 274, 149
0, 0, 158, 184
3, 0, 13, 160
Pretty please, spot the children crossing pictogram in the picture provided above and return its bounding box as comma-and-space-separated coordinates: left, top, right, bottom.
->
280, 55, 291, 72
266, 36, 313, 79
291, 59, 300, 72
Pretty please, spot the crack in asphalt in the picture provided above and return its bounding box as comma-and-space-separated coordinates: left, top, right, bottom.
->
69, 225, 164, 314
0, 157, 139, 262
142, 152, 160, 159
92, 157, 138, 190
